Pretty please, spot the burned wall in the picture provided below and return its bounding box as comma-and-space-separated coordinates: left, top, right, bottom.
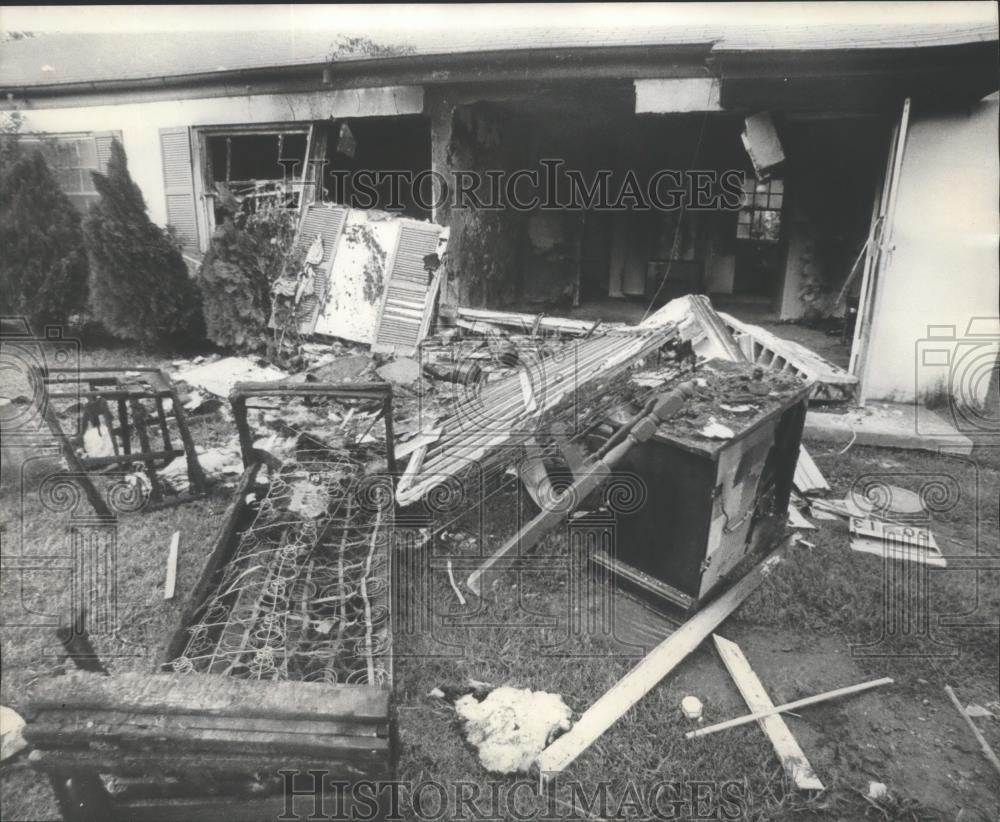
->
430, 96, 528, 308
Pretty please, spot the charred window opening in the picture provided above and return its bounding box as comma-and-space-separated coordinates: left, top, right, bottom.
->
323, 115, 431, 220
204, 130, 308, 222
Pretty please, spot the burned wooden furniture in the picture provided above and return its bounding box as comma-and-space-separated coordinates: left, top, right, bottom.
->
26, 673, 392, 822
31, 366, 206, 516
27, 383, 398, 821
592, 360, 812, 612
718, 311, 857, 402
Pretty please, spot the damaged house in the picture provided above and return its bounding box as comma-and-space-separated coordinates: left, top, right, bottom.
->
1, 11, 997, 406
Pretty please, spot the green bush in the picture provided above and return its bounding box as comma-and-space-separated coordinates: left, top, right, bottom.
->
83, 140, 203, 348
196, 194, 296, 352
0, 148, 89, 329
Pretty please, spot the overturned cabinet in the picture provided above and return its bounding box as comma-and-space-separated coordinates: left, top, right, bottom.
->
593, 361, 811, 612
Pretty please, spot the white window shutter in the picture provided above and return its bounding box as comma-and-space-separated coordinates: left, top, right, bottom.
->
158, 127, 200, 251
93, 132, 121, 173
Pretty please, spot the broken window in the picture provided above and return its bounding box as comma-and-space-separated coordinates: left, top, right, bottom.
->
203, 129, 309, 222
736, 177, 783, 242
18, 131, 121, 211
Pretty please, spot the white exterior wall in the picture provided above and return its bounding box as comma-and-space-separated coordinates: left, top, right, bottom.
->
13, 86, 423, 228
861, 95, 1000, 404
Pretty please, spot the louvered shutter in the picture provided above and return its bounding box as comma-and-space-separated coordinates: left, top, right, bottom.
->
372, 222, 443, 356
93, 132, 120, 173
293, 205, 348, 334
158, 127, 200, 251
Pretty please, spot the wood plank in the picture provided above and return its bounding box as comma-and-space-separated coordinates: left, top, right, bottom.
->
164, 531, 179, 601
161, 464, 260, 666
26, 716, 390, 761
454, 307, 601, 336
30, 748, 386, 782
28, 672, 389, 723
685, 677, 894, 739
29, 708, 387, 739
944, 685, 1000, 778
535, 547, 783, 781
711, 635, 824, 791
793, 445, 829, 495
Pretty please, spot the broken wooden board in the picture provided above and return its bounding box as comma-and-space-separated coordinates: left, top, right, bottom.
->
452, 308, 608, 337
718, 311, 856, 402
793, 445, 829, 495
686, 676, 894, 739
944, 685, 1000, 778
849, 518, 946, 567
163, 531, 179, 601
787, 506, 817, 530
639, 294, 746, 363
712, 635, 824, 791
535, 548, 782, 782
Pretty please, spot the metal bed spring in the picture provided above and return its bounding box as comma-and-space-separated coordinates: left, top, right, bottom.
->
174, 397, 394, 687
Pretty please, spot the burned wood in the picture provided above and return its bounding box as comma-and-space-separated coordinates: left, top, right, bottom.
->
28, 672, 390, 724
31, 367, 207, 515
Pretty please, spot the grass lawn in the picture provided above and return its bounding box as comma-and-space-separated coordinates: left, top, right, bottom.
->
1, 344, 998, 821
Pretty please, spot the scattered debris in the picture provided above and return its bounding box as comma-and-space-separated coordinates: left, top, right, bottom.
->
944, 685, 1000, 778
964, 703, 996, 719
793, 445, 829, 495
0, 705, 27, 762
787, 506, 817, 530
685, 676, 894, 739
810, 497, 869, 520
287, 476, 332, 518
174, 356, 289, 398
163, 531, 179, 600
536, 547, 782, 782
308, 353, 372, 383
849, 518, 946, 568
82, 417, 116, 458
681, 696, 703, 720
375, 357, 422, 385
446, 559, 467, 606
698, 417, 735, 440
719, 311, 857, 402
455, 686, 572, 774
712, 635, 824, 791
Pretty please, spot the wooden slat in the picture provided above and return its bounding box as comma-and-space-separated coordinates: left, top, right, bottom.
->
535, 548, 782, 781
685, 677, 894, 739
712, 635, 824, 791
30, 708, 387, 740
793, 445, 829, 495
28, 672, 390, 723
30, 748, 387, 781
26, 713, 390, 760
